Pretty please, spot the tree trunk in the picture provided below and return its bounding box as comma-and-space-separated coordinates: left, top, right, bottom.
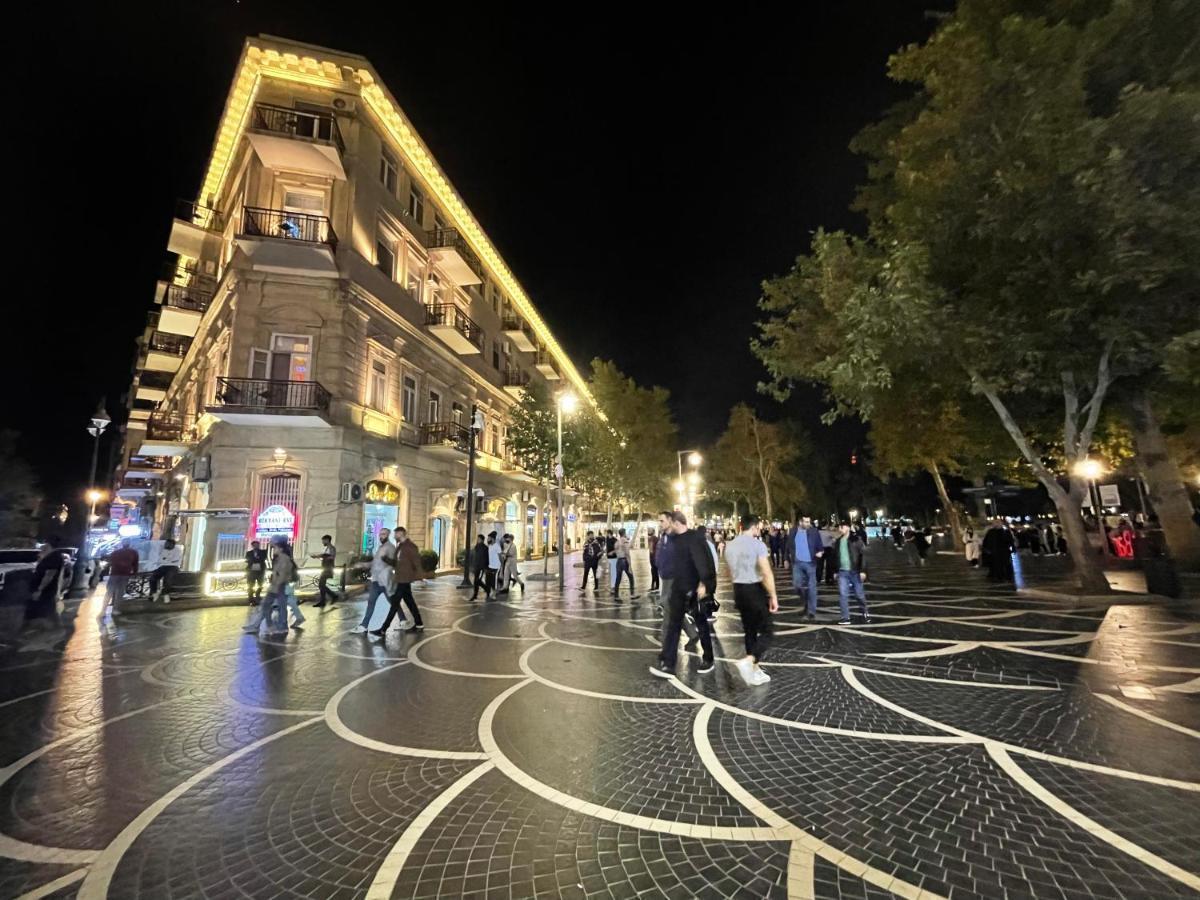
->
927, 462, 964, 550
1054, 479, 1112, 594
1128, 388, 1200, 572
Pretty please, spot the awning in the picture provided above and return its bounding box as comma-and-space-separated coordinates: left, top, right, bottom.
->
246, 132, 346, 181
176, 508, 251, 518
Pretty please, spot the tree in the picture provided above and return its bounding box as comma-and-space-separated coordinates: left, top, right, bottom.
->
708, 405, 806, 521
756, 1, 1200, 591
505, 379, 558, 488
0, 431, 42, 545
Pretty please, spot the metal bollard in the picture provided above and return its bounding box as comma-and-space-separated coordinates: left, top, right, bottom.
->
1011, 551, 1024, 590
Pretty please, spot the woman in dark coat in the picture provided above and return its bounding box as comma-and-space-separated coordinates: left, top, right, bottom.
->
981, 522, 1015, 582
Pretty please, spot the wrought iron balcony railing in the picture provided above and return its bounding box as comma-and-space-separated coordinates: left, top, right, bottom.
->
419, 422, 470, 452
145, 414, 197, 444
212, 378, 332, 413
427, 226, 483, 276
146, 332, 191, 357
252, 103, 345, 156
160, 283, 212, 314
424, 303, 483, 349
128, 456, 173, 471
502, 368, 530, 390
175, 199, 224, 231
241, 206, 338, 250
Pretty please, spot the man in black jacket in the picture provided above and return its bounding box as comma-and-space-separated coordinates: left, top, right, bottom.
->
831, 521, 871, 625
469, 535, 491, 601
650, 511, 717, 678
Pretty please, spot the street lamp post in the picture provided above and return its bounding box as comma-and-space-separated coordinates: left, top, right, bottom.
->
1073, 458, 1111, 558
457, 405, 485, 588
83, 399, 111, 561
556, 392, 578, 584
676, 450, 702, 521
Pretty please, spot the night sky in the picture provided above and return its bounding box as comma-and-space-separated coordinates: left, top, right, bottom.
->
11, 2, 951, 512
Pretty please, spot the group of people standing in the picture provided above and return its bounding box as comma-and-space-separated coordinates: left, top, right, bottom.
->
467, 532, 526, 601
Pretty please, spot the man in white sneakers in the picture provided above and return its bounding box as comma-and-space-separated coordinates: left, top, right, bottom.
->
351, 528, 395, 634
723, 514, 779, 686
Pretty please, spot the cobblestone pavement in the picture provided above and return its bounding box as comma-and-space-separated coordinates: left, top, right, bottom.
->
0, 546, 1197, 899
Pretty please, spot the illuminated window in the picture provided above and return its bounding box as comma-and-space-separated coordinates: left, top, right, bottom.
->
368, 358, 388, 411
376, 223, 397, 279
403, 242, 424, 301
402, 375, 416, 423
270, 335, 311, 382
427, 390, 440, 423
452, 402, 465, 426
380, 147, 399, 195
409, 186, 425, 224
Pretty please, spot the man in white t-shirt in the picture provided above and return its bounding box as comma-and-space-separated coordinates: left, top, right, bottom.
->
723, 514, 779, 686
352, 528, 395, 633
151, 539, 183, 603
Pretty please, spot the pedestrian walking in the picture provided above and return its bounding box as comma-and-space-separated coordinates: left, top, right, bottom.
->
612, 528, 636, 599
104, 539, 139, 617
832, 521, 871, 625
789, 515, 824, 621
497, 534, 525, 594
350, 528, 395, 633
604, 529, 618, 591
964, 526, 982, 567
650, 511, 716, 678
245, 540, 268, 605
819, 520, 839, 585
310, 534, 339, 608
486, 532, 501, 597
580, 531, 602, 590
648, 529, 660, 593
150, 538, 182, 603
911, 528, 930, 565
725, 515, 779, 686
981, 520, 1015, 582
654, 511, 700, 648
374, 526, 424, 635
468, 534, 491, 601
26, 539, 66, 631
244, 535, 297, 636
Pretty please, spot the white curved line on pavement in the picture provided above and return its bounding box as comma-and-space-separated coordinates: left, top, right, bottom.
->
516, 640, 700, 704
323, 661, 488, 760
365, 760, 496, 900
692, 704, 943, 900
478, 678, 780, 841
870, 642, 980, 659
839, 666, 1200, 792
1000, 644, 1200, 674
1095, 693, 1200, 739
813, 658, 1057, 691
77, 716, 323, 900
405, 631, 525, 679
986, 743, 1200, 893
12, 867, 89, 900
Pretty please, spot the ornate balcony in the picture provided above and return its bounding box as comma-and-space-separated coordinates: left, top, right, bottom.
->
252, 103, 345, 156
154, 283, 212, 337
138, 414, 197, 457
425, 304, 483, 355
208, 378, 332, 428
427, 227, 482, 286
501, 314, 537, 353
141, 332, 191, 374
168, 199, 224, 259
534, 349, 560, 380
240, 207, 337, 250
502, 368, 530, 396
419, 422, 470, 458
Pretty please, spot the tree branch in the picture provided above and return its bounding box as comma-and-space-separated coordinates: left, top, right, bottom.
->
1076, 339, 1115, 460
971, 369, 1066, 502
1061, 370, 1079, 460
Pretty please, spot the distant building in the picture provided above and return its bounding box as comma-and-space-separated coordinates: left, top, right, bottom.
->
112, 35, 591, 575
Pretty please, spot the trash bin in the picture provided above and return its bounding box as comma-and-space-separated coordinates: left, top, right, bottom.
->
1142, 558, 1181, 598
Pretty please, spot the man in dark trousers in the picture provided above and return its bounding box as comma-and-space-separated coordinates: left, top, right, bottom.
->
469, 534, 491, 600
580, 531, 602, 590
374, 526, 425, 635
788, 515, 824, 621
650, 511, 717, 678
647, 529, 660, 593
310, 534, 338, 607
245, 540, 268, 606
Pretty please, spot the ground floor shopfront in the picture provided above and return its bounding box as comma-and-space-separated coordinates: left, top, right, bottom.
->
136, 421, 591, 587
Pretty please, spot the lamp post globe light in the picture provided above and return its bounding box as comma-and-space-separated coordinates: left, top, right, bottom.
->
1072, 458, 1111, 557
676, 450, 703, 522
83, 399, 111, 561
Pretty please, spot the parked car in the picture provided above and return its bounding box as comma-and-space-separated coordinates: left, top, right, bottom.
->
0, 549, 41, 588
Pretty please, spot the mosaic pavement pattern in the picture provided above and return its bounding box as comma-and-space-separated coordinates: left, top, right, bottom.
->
0, 548, 1197, 899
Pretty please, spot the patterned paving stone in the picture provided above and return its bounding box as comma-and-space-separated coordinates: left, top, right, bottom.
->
711, 709, 1196, 898
389, 768, 791, 899
855, 670, 1200, 780
812, 856, 902, 899
106, 724, 475, 899
491, 681, 765, 827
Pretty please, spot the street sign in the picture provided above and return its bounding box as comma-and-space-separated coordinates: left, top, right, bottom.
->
1099, 484, 1121, 508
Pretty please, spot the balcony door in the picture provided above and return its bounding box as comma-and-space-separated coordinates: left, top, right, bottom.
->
270, 335, 312, 383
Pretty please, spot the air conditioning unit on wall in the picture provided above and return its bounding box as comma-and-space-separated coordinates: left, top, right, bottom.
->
340, 482, 363, 503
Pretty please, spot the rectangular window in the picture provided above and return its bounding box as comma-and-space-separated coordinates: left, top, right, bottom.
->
376, 229, 396, 279
404, 243, 424, 300
427, 390, 440, 423
283, 190, 325, 214
368, 358, 388, 411
488, 424, 498, 455
452, 402, 465, 426
402, 375, 416, 423
491, 341, 501, 370
409, 186, 425, 223
250, 348, 270, 380
270, 334, 312, 382
427, 272, 443, 304
380, 147, 399, 195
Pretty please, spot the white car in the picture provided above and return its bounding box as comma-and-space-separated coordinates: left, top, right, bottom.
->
0, 548, 70, 599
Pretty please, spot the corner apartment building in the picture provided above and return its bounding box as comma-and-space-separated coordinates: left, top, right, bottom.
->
112, 35, 592, 575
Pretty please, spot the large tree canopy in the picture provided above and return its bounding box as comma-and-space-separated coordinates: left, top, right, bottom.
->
755, 0, 1200, 589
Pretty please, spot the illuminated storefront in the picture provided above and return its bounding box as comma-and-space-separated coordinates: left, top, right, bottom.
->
362, 480, 401, 555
